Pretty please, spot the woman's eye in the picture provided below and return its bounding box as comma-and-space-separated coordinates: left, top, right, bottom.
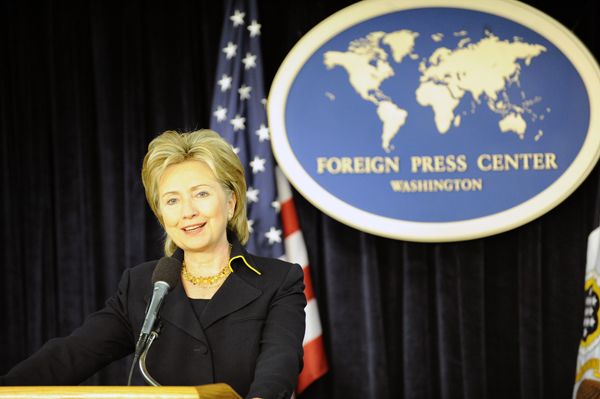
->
166, 198, 178, 205
195, 191, 209, 198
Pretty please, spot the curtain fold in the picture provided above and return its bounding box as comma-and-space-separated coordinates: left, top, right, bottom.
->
402, 242, 436, 398
517, 224, 543, 398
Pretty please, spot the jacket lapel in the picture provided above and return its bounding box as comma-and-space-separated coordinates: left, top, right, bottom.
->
152, 267, 262, 338
157, 281, 207, 343
200, 272, 262, 329
155, 234, 261, 338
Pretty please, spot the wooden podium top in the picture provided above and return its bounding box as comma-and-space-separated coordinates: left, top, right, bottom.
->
0, 384, 241, 399
578, 379, 600, 399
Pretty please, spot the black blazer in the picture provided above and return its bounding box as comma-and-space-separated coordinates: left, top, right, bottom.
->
1, 237, 306, 399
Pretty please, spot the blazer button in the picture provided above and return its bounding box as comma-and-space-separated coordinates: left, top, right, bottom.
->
194, 344, 209, 355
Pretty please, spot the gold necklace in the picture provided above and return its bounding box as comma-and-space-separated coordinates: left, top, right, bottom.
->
182, 262, 231, 287
181, 245, 232, 287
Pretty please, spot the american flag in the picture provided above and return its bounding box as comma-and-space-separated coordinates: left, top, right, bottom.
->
209, 0, 328, 394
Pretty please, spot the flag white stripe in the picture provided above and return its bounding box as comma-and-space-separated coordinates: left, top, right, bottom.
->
586, 227, 600, 272
284, 231, 309, 268
303, 299, 323, 344
276, 166, 292, 202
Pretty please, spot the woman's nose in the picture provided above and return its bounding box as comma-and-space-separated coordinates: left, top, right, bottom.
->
182, 199, 199, 219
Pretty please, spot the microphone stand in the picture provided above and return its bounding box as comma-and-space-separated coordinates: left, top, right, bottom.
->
127, 324, 163, 386
139, 329, 161, 386
128, 254, 181, 386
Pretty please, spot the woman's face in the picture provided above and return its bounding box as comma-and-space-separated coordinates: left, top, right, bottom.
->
158, 160, 236, 254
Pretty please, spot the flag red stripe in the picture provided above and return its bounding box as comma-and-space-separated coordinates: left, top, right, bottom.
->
303, 265, 315, 302
296, 335, 329, 394
281, 198, 300, 238
277, 168, 327, 394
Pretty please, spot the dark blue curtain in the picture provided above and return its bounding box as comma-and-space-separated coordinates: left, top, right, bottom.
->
1, 1, 599, 398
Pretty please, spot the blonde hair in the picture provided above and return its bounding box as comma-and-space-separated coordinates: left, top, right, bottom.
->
141, 129, 248, 255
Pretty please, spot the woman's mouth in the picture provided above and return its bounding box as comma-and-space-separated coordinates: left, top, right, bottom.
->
182, 222, 206, 233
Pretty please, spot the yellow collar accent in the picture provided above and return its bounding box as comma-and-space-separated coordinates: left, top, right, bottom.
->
228, 255, 262, 275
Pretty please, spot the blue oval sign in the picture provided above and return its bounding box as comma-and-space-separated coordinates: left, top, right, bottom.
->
268, 0, 600, 242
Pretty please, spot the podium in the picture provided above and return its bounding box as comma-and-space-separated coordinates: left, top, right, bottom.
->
0, 384, 241, 399
578, 379, 600, 399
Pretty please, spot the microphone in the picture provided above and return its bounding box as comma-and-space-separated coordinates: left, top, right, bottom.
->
127, 254, 182, 385
134, 256, 181, 357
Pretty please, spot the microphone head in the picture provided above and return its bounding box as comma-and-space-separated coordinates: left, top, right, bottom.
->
151, 256, 182, 289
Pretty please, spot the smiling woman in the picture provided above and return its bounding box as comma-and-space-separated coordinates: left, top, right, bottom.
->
141, 130, 249, 256
1, 129, 307, 399
142, 132, 245, 300
158, 159, 236, 258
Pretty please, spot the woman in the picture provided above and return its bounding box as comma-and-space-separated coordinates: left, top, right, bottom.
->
1, 129, 307, 399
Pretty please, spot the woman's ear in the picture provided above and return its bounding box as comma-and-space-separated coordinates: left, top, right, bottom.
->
227, 191, 237, 220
